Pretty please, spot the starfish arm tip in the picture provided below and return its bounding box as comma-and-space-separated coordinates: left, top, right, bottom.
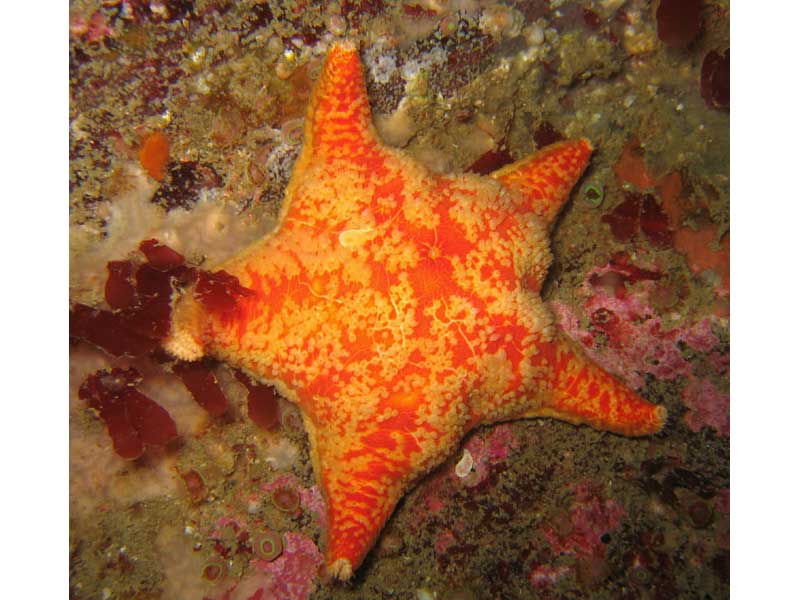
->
330, 38, 358, 53
622, 403, 668, 436
162, 328, 204, 362
527, 335, 669, 437
303, 37, 378, 161
489, 137, 594, 225
612, 402, 669, 436
163, 294, 207, 361
328, 558, 354, 581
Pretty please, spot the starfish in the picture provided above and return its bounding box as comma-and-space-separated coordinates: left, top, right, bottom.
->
164, 41, 666, 580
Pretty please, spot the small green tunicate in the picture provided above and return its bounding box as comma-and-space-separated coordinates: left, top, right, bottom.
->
581, 182, 605, 207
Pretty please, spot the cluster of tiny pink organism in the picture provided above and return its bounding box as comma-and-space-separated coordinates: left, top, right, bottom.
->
529, 480, 625, 590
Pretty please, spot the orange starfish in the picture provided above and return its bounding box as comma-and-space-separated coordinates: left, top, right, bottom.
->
164, 41, 666, 580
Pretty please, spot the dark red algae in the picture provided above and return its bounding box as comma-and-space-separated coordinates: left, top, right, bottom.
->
105, 260, 136, 309
79, 368, 178, 459
589, 254, 662, 298
72, 237, 285, 460
138, 238, 186, 270
466, 145, 514, 175
70, 239, 196, 357
700, 49, 730, 110
601, 192, 673, 249
582, 8, 602, 30
235, 371, 281, 430
533, 122, 565, 149
402, 3, 438, 17
173, 360, 229, 417
70, 304, 160, 357
195, 269, 256, 317
71, 239, 265, 447
656, 0, 702, 49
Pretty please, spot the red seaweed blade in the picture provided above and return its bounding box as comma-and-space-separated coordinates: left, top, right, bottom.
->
139, 238, 186, 270
656, 0, 702, 49
195, 270, 256, 317
235, 371, 281, 430
173, 361, 230, 417
700, 49, 730, 110
105, 260, 136, 310
79, 368, 178, 459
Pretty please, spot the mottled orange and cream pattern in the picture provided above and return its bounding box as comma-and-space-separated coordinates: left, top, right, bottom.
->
165, 41, 666, 580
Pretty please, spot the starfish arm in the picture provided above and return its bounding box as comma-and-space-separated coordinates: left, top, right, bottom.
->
281, 41, 399, 228
308, 414, 426, 580
302, 41, 381, 162
526, 333, 666, 436
491, 139, 593, 227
